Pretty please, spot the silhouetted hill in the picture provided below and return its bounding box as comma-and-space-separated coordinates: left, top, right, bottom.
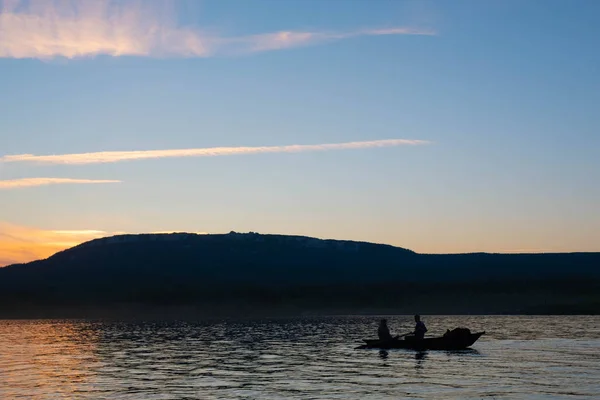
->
1, 232, 599, 318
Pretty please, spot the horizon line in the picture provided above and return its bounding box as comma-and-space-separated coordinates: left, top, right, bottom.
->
4, 223, 595, 268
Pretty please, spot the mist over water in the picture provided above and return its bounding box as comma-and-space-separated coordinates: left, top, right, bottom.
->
1, 316, 599, 399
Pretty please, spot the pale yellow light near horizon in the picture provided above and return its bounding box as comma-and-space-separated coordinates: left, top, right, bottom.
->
0, 222, 209, 266
0, 223, 110, 266
0, 220, 573, 267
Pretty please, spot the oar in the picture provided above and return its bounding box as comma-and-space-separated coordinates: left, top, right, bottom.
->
393, 332, 413, 340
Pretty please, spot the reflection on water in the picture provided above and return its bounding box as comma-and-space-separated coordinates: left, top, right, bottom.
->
414, 351, 427, 370
0, 316, 599, 399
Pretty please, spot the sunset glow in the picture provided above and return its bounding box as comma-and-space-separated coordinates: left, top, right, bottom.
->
0, 223, 111, 266
0, 223, 213, 266
1, 0, 598, 266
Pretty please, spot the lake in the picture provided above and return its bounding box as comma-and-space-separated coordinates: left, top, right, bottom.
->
1, 316, 599, 399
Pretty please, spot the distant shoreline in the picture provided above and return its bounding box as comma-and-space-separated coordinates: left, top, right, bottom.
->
1, 304, 598, 320
1, 232, 598, 319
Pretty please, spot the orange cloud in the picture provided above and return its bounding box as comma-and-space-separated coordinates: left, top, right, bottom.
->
0, 0, 434, 59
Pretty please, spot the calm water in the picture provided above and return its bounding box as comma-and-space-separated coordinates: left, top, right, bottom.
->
0, 316, 599, 399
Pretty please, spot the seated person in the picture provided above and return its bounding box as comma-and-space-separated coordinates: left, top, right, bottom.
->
413, 314, 427, 340
378, 319, 393, 341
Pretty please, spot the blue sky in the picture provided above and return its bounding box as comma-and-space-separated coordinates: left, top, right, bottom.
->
0, 0, 598, 264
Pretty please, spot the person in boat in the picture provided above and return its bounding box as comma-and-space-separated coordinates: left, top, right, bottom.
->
378, 319, 393, 341
413, 314, 428, 340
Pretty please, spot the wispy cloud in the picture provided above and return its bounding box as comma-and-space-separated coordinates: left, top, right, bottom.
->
0, 139, 430, 165
0, 0, 435, 60
0, 177, 121, 189
220, 27, 434, 56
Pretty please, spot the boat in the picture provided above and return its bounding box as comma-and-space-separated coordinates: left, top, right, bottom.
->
355, 331, 485, 350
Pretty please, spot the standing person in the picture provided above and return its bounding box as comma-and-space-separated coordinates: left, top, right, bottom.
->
413, 314, 427, 340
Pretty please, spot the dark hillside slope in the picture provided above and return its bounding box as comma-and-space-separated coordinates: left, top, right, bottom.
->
0, 232, 598, 317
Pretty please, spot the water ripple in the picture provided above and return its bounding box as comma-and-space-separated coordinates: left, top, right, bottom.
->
0, 316, 599, 399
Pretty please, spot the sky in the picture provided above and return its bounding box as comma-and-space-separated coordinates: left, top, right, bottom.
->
1, 0, 599, 266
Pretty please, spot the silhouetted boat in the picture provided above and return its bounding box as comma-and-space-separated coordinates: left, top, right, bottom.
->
355, 331, 485, 350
